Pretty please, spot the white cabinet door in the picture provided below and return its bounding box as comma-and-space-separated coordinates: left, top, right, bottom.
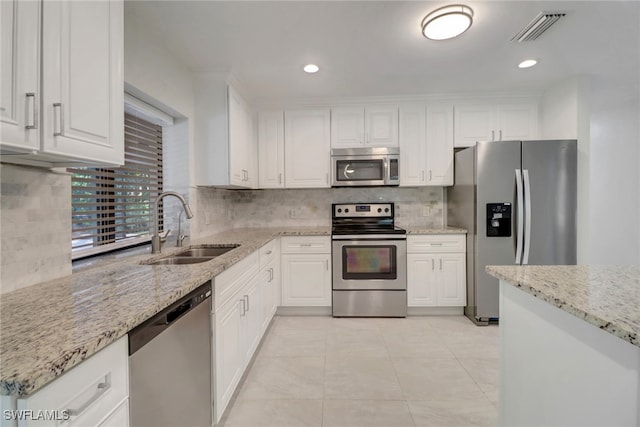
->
454, 104, 495, 147
365, 105, 398, 147
242, 273, 263, 364
0, 0, 40, 152
497, 103, 539, 141
214, 298, 243, 422
261, 258, 280, 332
425, 104, 454, 186
228, 85, 256, 188
399, 104, 427, 186
258, 111, 285, 188
284, 109, 330, 188
281, 253, 331, 306
41, 0, 124, 165
437, 253, 466, 306
98, 400, 129, 427
407, 253, 438, 307
331, 107, 364, 148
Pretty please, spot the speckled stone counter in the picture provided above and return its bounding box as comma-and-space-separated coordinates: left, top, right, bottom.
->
405, 226, 467, 234
0, 227, 328, 397
486, 265, 640, 348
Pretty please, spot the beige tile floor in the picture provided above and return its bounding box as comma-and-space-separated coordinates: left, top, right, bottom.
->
219, 315, 499, 427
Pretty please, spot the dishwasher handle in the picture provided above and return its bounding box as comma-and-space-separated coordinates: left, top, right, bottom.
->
129, 281, 211, 356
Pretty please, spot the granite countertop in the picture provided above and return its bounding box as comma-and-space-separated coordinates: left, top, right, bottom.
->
486, 265, 640, 348
0, 224, 465, 398
405, 226, 467, 234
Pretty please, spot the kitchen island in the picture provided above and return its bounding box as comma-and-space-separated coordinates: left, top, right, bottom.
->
487, 265, 640, 426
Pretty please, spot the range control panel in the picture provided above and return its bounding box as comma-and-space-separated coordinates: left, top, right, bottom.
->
333, 203, 393, 218
486, 203, 512, 237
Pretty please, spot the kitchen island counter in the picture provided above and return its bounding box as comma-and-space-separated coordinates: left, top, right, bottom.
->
487, 265, 640, 426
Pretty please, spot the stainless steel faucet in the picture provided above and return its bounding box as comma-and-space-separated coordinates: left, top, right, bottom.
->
152, 191, 193, 254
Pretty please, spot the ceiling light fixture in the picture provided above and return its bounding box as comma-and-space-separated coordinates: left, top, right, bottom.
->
518, 59, 538, 68
303, 64, 319, 73
422, 4, 474, 40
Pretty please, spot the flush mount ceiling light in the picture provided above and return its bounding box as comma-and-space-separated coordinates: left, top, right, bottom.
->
303, 64, 319, 73
422, 4, 474, 40
518, 59, 538, 68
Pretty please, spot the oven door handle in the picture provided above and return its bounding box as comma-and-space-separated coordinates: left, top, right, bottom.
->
332, 234, 407, 240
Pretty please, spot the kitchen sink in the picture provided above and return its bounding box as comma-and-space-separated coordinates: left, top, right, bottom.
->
142, 244, 240, 266
175, 245, 239, 258
145, 257, 214, 265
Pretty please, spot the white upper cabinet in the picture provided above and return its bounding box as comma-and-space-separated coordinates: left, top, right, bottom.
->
195, 77, 257, 188
258, 111, 285, 188
454, 102, 538, 147
284, 109, 331, 188
399, 105, 427, 186
0, 0, 40, 153
425, 104, 454, 186
228, 85, 256, 187
399, 104, 453, 186
1, 0, 124, 166
331, 105, 398, 148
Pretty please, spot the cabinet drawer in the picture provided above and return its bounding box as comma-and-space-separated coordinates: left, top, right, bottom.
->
259, 239, 279, 270
18, 336, 128, 427
280, 236, 331, 254
408, 234, 465, 253
214, 251, 259, 310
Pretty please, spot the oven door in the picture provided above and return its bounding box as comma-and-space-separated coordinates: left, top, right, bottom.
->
331, 156, 387, 186
332, 237, 407, 290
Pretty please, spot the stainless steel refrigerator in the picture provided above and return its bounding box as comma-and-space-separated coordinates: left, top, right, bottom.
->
447, 140, 577, 325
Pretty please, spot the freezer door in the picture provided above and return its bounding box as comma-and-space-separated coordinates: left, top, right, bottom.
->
474, 140, 522, 322
522, 140, 577, 265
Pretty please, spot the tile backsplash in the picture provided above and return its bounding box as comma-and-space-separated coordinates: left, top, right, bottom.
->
0, 164, 72, 294
195, 186, 444, 230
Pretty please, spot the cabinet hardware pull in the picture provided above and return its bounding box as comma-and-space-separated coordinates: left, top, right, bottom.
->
429, 170, 432, 181
300, 243, 312, 247
421, 171, 425, 182
439, 259, 443, 270
431, 259, 435, 270
25, 93, 37, 130
53, 103, 64, 136
279, 173, 282, 184
326, 173, 329, 184
240, 299, 246, 316
66, 377, 111, 417
325, 259, 329, 271
491, 130, 495, 141
430, 243, 443, 246
266, 250, 272, 255
269, 267, 274, 282
244, 294, 250, 311
499, 130, 503, 141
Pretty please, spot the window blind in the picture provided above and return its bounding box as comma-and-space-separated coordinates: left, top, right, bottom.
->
70, 113, 163, 257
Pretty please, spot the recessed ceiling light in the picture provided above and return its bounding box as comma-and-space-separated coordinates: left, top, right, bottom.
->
518, 59, 538, 68
303, 64, 319, 73
422, 4, 474, 40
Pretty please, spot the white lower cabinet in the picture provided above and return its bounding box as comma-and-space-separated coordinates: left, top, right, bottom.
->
212, 240, 280, 424
407, 235, 466, 307
12, 336, 129, 427
280, 236, 331, 307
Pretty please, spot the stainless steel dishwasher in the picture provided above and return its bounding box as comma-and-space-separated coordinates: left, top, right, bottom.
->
129, 282, 212, 427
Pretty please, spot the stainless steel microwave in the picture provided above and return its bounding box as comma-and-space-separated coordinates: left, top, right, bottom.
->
331, 147, 400, 187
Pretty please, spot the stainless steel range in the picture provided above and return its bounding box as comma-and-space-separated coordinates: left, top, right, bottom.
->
332, 203, 407, 317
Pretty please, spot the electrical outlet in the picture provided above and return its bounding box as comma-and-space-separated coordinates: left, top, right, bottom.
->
205, 212, 211, 225
289, 209, 298, 219
422, 206, 431, 217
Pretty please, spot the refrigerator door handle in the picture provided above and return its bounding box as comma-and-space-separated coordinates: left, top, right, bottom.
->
523, 169, 532, 264
515, 169, 524, 264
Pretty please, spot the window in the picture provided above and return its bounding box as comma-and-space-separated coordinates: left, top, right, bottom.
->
70, 113, 163, 258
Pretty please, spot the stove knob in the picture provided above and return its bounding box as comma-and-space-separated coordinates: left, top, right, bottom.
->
337, 208, 342, 213
384, 208, 389, 213
377, 208, 382, 213
345, 208, 349, 213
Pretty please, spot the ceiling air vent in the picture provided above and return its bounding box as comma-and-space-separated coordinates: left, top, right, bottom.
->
511, 11, 566, 42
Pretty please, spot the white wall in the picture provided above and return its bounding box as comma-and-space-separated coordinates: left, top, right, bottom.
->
542, 76, 640, 264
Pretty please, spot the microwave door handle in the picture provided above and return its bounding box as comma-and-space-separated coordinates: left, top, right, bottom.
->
343, 163, 354, 179
383, 159, 389, 183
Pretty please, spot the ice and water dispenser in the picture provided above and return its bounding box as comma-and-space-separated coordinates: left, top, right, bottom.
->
486, 203, 511, 237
